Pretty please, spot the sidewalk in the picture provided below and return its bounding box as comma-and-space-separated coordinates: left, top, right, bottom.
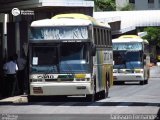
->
0, 95, 28, 104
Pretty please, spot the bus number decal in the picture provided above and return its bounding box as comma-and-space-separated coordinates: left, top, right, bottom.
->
37, 74, 54, 79
104, 51, 113, 64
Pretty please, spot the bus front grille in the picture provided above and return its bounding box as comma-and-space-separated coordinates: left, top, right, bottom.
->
45, 78, 74, 82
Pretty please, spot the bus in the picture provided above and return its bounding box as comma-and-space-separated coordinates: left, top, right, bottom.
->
28, 13, 113, 101
112, 35, 150, 85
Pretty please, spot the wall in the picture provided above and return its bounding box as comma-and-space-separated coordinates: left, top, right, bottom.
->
0, 14, 4, 97
116, 0, 160, 10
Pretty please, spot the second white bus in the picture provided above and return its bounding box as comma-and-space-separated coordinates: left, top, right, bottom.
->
112, 35, 150, 85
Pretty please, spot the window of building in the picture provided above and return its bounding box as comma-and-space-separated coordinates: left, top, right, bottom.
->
148, 0, 154, 3
148, 0, 154, 8
129, 0, 135, 4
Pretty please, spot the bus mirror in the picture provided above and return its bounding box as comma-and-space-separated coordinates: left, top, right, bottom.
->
143, 55, 146, 59
91, 44, 96, 56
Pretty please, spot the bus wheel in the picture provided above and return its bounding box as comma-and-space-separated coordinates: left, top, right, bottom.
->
101, 87, 109, 99
86, 94, 95, 102
100, 73, 109, 99
105, 73, 109, 98
106, 82, 109, 98
27, 95, 36, 102
144, 79, 148, 84
140, 81, 144, 85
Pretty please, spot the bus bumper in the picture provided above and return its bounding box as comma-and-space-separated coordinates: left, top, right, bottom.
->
30, 82, 93, 96
113, 73, 145, 82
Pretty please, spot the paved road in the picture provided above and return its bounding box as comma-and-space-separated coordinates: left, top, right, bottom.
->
150, 66, 160, 78
0, 66, 160, 120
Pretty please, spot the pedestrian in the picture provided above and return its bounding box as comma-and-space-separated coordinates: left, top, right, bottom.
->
3, 56, 18, 97
16, 53, 27, 95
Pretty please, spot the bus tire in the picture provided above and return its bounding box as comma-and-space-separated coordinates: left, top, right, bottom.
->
104, 73, 110, 98
144, 79, 148, 84
27, 95, 35, 102
101, 88, 108, 99
86, 94, 95, 102
100, 72, 110, 99
113, 81, 118, 85
140, 80, 144, 85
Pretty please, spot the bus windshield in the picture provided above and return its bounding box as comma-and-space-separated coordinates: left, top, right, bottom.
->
113, 42, 143, 69
30, 43, 90, 73
113, 50, 143, 69
60, 43, 90, 73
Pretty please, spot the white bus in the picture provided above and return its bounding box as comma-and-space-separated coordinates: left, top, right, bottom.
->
112, 35, 150, 85
28, 13, 113, 101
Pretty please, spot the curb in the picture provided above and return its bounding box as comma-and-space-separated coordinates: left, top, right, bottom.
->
0, 95, 28, 104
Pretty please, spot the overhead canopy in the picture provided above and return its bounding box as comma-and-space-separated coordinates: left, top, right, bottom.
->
94, 10, 160, 35
0, 0, 94, 13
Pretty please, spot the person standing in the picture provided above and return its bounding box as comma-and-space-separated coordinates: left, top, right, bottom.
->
16, 54, 27, 95
3, 56, 18, 97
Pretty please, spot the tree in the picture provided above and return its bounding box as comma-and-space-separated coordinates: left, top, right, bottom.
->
94, 0, 116, 11
142, 27, 160, 46
119, 3, 134, 11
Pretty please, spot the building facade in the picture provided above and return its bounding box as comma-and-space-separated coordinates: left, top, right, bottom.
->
116, 0, 160, 10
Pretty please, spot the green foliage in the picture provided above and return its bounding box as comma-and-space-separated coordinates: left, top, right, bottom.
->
94, 0, 116, 11
142, 27, 160, 45
119, 3, 134, 11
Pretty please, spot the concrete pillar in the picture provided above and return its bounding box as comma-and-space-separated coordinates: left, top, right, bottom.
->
15, 22, 20, 57
0, 13, 5, 97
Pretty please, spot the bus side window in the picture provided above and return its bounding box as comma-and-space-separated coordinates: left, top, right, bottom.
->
104, 30, 107, 46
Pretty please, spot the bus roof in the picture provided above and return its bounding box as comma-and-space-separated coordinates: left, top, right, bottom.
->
31, 13, 110, 28
118, 35, 141, 39
52, 13, 95, 21
112, 35, 149, 44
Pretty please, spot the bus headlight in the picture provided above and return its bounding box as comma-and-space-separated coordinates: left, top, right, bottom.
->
86, 78, 90, 81
113, 69, 118, 73
134, 69, 143, 73
75, 78, 90, 81
75, 74, 86, 78
74, 74, 91, 81
76, 78, 86, 81
75, 74, 86, 81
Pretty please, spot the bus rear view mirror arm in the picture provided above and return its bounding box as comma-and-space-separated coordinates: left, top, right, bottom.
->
91, 44, 96, 56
